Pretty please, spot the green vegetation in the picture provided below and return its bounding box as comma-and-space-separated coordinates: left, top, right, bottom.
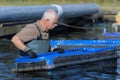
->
0, 0, 119, 5
0, 0, 119, 11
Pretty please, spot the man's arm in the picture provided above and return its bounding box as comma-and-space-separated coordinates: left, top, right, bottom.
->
11, 35, 26, 51
11, 35, 37, 58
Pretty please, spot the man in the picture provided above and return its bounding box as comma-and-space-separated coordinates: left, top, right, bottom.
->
11, 9, 63, 58
112, 11, 120, 32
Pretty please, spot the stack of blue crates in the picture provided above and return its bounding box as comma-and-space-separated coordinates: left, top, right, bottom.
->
13, 40, 118, 72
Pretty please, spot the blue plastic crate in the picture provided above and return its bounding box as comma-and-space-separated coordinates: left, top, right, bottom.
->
13, 47, 117, 72
50, 40, 120, 46
50, 40, 120, 53
103, 32, 120, 39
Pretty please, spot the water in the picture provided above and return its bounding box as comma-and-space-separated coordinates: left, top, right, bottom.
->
0, 23, 120, 80
0, 49, 118, 80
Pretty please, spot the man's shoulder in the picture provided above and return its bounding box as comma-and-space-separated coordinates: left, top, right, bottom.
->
25, 23, 36, 28
21, 23, 37, 31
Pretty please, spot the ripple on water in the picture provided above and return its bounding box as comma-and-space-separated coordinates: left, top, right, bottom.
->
85, 72, 116, 80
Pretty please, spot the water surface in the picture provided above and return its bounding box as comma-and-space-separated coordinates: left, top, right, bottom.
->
0, 23, 120, 80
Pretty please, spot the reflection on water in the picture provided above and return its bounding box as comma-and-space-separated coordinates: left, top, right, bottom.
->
0, 23, 120, 79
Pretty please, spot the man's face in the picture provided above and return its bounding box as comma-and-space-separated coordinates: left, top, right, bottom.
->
46, 16, 58, 30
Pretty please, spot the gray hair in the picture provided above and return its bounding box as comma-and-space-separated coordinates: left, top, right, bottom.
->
42, 9, 58, 21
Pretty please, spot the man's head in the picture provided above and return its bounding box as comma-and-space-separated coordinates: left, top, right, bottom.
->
40, 9, 58, 31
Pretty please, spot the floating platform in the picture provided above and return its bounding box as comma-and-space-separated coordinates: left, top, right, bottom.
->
12, 40, 119, 72
12, 46, 117, 72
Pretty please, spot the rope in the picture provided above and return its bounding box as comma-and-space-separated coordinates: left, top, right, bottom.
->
58, 22, 91, 29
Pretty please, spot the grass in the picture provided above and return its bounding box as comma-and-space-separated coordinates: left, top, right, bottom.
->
0, 0, 119, 11
0, 0, 119, 21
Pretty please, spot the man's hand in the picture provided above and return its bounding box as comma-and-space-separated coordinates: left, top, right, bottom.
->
26, 50, 37, 58
24, 47, 37, 58
53, 48, 64, 53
